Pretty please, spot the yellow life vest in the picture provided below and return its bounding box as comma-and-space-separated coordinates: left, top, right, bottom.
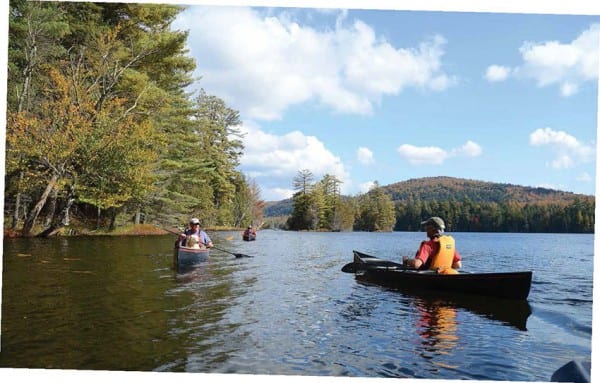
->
429, 235, 456, 272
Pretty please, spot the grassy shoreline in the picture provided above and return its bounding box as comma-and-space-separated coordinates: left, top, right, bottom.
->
3, 223, 243, 238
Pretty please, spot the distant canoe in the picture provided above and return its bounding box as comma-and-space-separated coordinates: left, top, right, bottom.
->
242, 233, 256, 241
174, 246, 209, 267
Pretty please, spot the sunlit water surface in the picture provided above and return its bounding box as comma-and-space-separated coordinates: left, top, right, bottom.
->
1, 231, 593, 381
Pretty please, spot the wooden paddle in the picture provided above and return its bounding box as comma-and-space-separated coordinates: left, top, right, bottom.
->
156, 225, 252, 258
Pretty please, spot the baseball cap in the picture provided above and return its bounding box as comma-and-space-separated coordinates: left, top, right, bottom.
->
420, 216, 445, 230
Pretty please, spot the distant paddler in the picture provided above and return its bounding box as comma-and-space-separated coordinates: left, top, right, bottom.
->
242, 225, 257, 241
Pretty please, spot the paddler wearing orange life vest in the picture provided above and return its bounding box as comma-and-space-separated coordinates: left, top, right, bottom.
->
403, 217, 462, 274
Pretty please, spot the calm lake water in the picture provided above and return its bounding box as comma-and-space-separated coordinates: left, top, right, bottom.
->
0, 230, 593, 381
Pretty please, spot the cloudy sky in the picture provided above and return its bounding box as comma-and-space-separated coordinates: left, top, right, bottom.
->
175, 3, 599, 201
6, 0, 594, 203
170, 2, 599, 201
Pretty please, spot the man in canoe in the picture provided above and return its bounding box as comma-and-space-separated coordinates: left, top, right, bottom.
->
243, 225, 256, 237
403, 216, 462, 274
178, 218, 213, 249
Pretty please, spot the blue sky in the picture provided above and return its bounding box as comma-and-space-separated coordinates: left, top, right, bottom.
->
171, 1, 599, 201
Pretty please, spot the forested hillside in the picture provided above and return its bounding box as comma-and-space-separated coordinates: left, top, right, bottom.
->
380, 176, 585, 204
265, 176, 595, 233
264, 199, 293, 217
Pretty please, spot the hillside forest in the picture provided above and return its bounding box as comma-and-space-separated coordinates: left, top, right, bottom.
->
5, 2, 264, 236
278, 174, 595, 234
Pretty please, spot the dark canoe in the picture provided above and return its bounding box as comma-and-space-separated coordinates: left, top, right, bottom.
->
174, 246, 210, 268
242, 234, 256, 241
347, 250, 532, 300
551, 360, 591, 383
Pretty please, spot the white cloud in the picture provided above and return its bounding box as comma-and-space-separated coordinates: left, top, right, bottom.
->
560, 82, 579, 97
576, 172, 592, 182
237, 122, 350, 200
397, 140, 482, 165
485, 65, 511, 82
551, 154, 574, 169
529, 127, 595, 169
359, 181, 376, 193
356, 147, 374, 165
536, 183, 563, 191
452, 140, 483, 157
174, 7, 456, 120
489, 24, 599, 96
266, 187, 296, 201
397, 144, 448, 165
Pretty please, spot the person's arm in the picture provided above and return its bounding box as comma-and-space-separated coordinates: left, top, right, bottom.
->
202, 232, 214, 248
452, 250, 462, 269
403, 241, 429, 269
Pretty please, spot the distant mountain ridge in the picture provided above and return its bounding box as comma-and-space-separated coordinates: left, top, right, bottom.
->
379, 176, 592, 204
264, 176, 593, 217
264, 198, 293, 217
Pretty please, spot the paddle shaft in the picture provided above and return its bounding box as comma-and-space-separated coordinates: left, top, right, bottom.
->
211, 245, 252, 258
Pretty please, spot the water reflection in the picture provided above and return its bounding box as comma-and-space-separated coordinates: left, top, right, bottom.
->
162, 254, 256, 372
356, 280, 531, 331
2, 232, 588, 380
415, 298, 459, 358
175, 263, 213, 283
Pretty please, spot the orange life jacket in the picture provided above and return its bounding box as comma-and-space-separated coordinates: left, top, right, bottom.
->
429, 235, 456, 272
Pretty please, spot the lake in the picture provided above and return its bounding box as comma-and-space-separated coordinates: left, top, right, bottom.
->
0, 230, 593, 381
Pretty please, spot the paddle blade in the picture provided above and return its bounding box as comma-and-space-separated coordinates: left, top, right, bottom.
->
341, 262, 356, 273
234, 253, 253, 258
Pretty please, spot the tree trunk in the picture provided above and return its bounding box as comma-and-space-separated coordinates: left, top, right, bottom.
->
96, 206, 101, 230
22, 172, 59, 236
11, 171, 25, 230
37, 183, 76, 237
44, 186, 59, 228
109, 208, 117, 230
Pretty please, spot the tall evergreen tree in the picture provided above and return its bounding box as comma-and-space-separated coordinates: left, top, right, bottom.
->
287, 169, 316, 230
6, 2, 198, 234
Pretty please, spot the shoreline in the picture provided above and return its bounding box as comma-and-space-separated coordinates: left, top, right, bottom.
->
3, 224, 244, 238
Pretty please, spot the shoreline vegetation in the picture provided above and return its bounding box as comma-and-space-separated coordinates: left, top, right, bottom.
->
274, 174, 595, 234
6, 3, 264, 239
3, 223, 244, 238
